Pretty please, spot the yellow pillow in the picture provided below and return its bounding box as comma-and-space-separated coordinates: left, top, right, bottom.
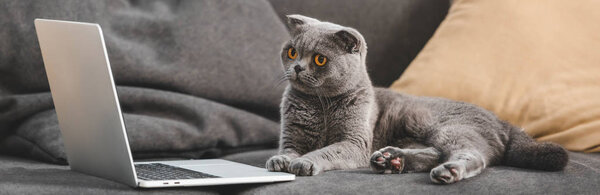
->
391, 0, 600, 152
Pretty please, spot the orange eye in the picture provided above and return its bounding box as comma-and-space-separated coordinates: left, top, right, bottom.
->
287, 47, 298, 60
314, 54, 327, 66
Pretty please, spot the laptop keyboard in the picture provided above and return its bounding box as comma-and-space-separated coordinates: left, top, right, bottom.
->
135, 163, 219, 180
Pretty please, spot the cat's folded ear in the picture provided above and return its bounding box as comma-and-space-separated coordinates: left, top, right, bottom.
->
334, 28, 366, 54
286, 14, 319, 35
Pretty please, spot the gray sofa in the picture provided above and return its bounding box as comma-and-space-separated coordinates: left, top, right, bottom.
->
2, 150, 600, 194
1, 0, 599, 194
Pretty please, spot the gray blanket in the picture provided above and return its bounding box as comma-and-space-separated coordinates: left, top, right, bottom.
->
0, 0, 289, 164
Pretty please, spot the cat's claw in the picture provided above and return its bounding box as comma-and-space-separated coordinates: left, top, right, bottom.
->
370, 146, 405, 174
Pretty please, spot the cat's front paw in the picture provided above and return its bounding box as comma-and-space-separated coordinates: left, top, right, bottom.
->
288, 158, 321, 176
370, 146, 405, 174
266, 155, 292, 172
430, 162, 465, 184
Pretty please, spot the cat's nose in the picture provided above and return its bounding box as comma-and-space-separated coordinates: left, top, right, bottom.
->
294, 65, 305, 74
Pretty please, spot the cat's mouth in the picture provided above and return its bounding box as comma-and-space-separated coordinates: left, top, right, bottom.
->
294, 74, 322, 88
284, 67, 322, 88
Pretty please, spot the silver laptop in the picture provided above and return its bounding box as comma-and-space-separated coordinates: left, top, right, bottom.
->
34, 19, 294, 188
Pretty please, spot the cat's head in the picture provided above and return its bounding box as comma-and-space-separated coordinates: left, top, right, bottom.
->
281, 15, 368, 96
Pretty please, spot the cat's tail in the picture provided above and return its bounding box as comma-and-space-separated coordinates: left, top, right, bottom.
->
502, 122, 568, 171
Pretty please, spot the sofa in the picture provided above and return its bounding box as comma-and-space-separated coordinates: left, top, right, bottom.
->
1, 0, 599, 194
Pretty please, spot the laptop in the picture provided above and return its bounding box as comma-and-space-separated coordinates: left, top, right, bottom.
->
34, 19, 295, 188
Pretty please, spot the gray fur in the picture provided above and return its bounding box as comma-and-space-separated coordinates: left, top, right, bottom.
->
266, 15, 568, 184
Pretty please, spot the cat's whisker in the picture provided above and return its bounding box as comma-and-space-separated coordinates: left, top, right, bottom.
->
274, 72, 288, 83
274, 72, 291, 88
305, 76, 319, 88
277, 76, 289, 85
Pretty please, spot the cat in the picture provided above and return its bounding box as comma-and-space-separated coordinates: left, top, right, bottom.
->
265, 14, 568, 184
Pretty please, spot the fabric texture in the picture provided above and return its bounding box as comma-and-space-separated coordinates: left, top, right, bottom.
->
0, 0, 289, 164
1, 151, 600, 194
390, 0, 600, 152
268, 0, 449, 87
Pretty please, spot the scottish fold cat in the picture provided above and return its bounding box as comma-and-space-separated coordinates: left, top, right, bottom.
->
266, 15, 568, 184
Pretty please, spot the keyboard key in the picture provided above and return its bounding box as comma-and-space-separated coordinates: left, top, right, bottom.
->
135, 163, 219, 180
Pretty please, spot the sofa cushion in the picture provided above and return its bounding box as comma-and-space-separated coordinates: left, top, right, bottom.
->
390, 0, 600, 152
0, 0, 288, 164
1, 151, 600, 194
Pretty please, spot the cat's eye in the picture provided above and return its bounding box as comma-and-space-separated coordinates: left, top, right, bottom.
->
314, 54, 327, 66
287, 47, 298, 60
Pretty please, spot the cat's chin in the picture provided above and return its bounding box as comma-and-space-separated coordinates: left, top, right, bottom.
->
290, 80, 321, 89
288, 84, 326, 97
289, 83, 313, 92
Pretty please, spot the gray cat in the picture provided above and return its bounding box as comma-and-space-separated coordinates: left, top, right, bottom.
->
266, 15, 568, 184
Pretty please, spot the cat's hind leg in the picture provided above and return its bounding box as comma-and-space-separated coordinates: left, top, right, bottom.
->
370, 146, 440, 174
427, 124, 493, 184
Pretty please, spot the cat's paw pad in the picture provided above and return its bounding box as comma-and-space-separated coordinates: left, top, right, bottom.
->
288, 158, 321, 176
266, 155, 292, 172
370, 146, 405, 174
430, 162, 464, 184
